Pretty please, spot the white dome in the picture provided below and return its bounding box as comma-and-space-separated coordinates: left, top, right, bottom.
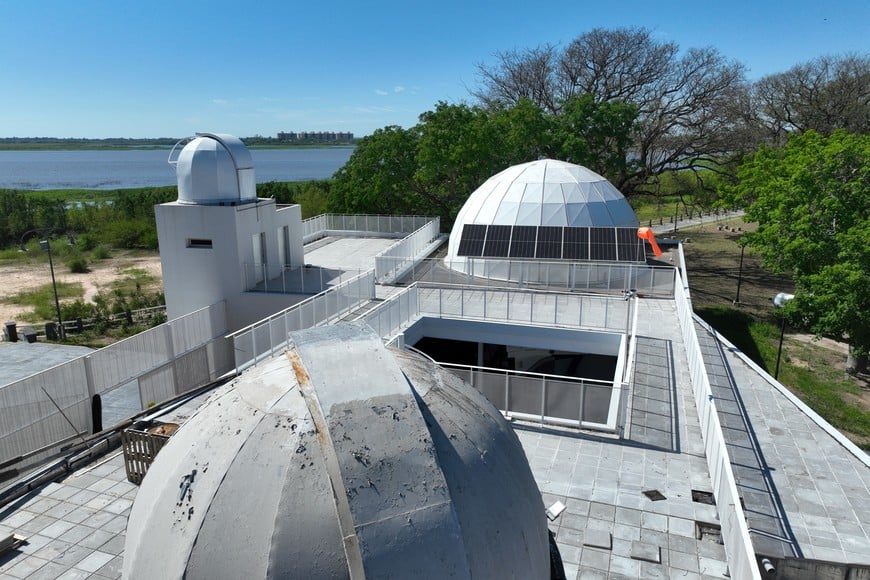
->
172, 133, 257, 205
123, 323, 549, 579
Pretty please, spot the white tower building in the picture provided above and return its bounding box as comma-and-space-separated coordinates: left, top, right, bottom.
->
156, 133, 304, 329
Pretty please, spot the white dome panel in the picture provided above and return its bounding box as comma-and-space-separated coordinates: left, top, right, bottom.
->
541, 203, 568, 227
493, 201, 520, 224
172, 133, 257, 205
446, 159, 638, 262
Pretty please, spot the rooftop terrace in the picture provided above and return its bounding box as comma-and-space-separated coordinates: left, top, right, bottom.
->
1, 217, 868, 579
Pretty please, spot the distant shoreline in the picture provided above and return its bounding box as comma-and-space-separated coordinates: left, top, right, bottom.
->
0, 141, 356, 152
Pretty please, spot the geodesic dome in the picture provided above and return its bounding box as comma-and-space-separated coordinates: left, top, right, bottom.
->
446, 159, 640, 263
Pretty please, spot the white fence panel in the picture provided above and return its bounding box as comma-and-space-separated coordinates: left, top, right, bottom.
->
673, 254, 760, 580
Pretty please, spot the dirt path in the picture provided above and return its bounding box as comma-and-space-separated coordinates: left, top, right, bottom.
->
0, 253, 162, 324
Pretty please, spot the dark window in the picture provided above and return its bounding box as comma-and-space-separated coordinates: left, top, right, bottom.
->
589, 228, 617, 261
536, 227, 563, 259
187, 238, 213, 249
509, 226, 537, 258
563, 228, 589, 260
483, 225, 512, 257
456, 224, 486, 256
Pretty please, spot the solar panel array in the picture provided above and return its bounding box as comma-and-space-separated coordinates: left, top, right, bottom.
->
457, 224, 645, 262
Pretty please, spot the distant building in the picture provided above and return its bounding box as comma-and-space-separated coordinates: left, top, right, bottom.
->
277, 131, 353, 142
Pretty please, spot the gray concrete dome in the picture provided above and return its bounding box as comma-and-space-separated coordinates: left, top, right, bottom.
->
171, 132, 257, 205
123, 322, 549, 579
447, 159, 638, 261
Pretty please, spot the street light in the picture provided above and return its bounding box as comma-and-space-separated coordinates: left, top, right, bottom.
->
772, 292, 794, 380
39, 239, 65, 340
734, 241, 746, 305
19, 228, 68, 340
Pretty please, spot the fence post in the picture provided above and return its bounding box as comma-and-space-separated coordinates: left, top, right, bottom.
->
541, 377, 547, 425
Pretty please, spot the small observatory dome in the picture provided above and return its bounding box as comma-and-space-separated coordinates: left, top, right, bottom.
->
446, 159, 639, 262
123, 322, 549, 579
170, 132, 257, 205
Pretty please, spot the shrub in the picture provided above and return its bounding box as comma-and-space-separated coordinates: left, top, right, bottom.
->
67, 256, 89, 273
76, 233, 99, 252
91, 244, 112, 259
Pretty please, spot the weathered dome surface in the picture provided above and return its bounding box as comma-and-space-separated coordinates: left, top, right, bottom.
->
447, 159, 638, 260
172, 132, 256, 205
123, 322, 548, 579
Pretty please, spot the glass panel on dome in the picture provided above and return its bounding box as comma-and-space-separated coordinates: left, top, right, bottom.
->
608, 201, 639, 227
561, 183, 586, 204
589, 228, 617, 261
521, 182, 544, 204
509, 226, 537, 258
566, 203, 592, 227
536, 227, 563, 259
542, 182, 564, 204
503, 181, 527, 202
493, 201, 520, 224
457, 224, 487, 257
474, 194, 500, 224
483, 225, 512, 257
587, 202, 614, 227
591, 181, 621, 201
563, 227, 589, 260
540, 203, 568, 226
515, 202, 542, 226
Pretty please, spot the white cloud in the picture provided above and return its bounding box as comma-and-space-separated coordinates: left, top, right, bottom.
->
393, 85, 405, 93
374, 89, 389, 96
212, 98, 228, 105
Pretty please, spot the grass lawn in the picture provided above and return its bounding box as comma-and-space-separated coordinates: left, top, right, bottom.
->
681, 217, 870, 449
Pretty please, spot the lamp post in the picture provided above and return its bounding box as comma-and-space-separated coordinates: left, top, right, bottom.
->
19, 228, 68, 341
39, 239, 65, 340
772, 292, 794, 380
734, 242, 746, 305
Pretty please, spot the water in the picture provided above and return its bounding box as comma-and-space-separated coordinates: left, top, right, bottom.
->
0, 148, 354, 190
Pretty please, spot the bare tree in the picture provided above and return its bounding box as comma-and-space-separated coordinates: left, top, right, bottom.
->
752, 54, 870, 143
474, 27, 749, 194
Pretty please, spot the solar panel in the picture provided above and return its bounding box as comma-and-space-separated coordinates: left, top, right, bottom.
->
509, 226, 537, 258
457, 224, 486, 256
563, 227, 589, 260
589, 228, 617, 261
536, 227, 563, 259
616, 227, 643, 261
483, 225, 512, 257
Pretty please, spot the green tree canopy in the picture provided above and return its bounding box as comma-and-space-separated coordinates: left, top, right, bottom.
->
328, 96, 638, 225
735, 130, 869, 372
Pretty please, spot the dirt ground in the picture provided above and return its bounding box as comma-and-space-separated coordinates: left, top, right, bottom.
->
0, 253, 163, 324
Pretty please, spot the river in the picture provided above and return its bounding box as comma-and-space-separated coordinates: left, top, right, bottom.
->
0, 148, 354, 190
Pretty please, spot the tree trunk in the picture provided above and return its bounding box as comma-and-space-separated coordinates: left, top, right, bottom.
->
845, 346, 868, 376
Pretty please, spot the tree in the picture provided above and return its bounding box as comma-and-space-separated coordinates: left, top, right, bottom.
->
735, 131, 869, 373
328, 98, 638, 226
474, 27, 749, 194
328, 126, 421, 215
752, 54, 870, 144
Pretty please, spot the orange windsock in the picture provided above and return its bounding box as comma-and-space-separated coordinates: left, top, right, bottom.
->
637, 227, 662, 257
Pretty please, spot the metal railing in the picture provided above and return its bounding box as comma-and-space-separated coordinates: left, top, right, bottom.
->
438, 362, 619, 432
374, 218, 442, 284
416, 284, 631, 332
229, 270, 376, 371
673, 246, 760, 580
406, 258, 675, 296
302, 214, 436, 243
0, 302, 231, 466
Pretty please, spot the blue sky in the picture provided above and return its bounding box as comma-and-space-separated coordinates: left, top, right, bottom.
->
1, 0, 867, 139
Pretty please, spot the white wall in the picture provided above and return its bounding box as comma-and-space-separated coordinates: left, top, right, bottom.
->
156, 199, 304, 329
